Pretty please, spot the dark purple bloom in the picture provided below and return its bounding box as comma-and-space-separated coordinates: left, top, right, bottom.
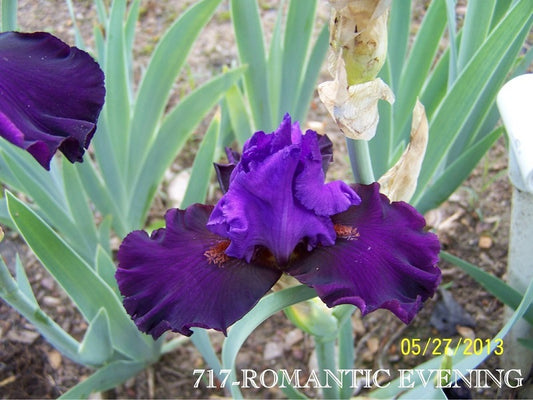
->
0, 32, 105, 169
117, 114, 441, 338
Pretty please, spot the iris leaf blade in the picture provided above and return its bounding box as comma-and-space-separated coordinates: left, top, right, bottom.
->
78, 308, 113, 366
61, 161, 98, 259
75, 157, 129, 238
1, 0, 17, 31
181, 112, 220, 208
59, 360, 147, 399
97, 216, 113, 255
393, 0, 446, 141
372, 59, 393, 179
441, 252, 533, 325
230, 0, 272, 130
0, 141, 65, 205
125, 0, 140, 64
419, 48, 449, 122
0, 152, 93, 259
5, 192, 154, 360
415, 1, 533, 200
15, 254, 38, 307
224, 82, 253, 147
447, 19, 530, 163
94, 0, 108, 25
444, 0, 458, 86
414, 127, 503, 214
128, 67, 245, 227
280, 0, 317, 118
91, 111, 129, 231
103, 0, 131, 176
222, 285, 316, 398
190, 329, 222, 378
0, 255, 82, 362
387, 0, 411, 91
93, 25, 105, 66
293, 22, 329, 123
127, 0, 222, 185
267, 2, 284, 126
65, 0, 85, 49
456, 0, 496, 72
490, 0, 511, 29
95, 245, 120, 297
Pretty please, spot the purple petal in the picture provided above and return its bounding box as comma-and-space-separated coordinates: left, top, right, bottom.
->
0, 32, 105, 169
214, 148, 240, 194
116, 204, 281, 338
294, 130, 360, 216
287, 183, 441, 324
207, 114, 360, 265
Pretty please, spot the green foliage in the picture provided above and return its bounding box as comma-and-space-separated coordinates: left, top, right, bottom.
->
372, 0, 533, 214
1, 0, 17, 31
229, 0, 329, 134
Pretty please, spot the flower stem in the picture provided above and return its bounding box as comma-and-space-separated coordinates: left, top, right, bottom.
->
338, 317, 355, 399
315, 337, 339, 399
1, 0, 18, 31
346, 138, 375, 184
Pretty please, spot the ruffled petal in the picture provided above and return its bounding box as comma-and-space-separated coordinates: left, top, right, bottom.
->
116, 204, 281, 338
0, 32, 105, 169
294, 130, 360, 215
208, 142, 337, 265
207, 114, 359, 265
287, 183, 441, 324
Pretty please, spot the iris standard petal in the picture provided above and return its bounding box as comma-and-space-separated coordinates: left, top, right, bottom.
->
287, 183, 441, 324
0, 32, 105, 169
116, 204, 282, 338
294, 129, 360, 216
207, 114, 359, 264
208, 142, 337, 264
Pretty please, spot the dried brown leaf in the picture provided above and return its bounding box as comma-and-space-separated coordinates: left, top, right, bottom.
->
378, 100, 428, 202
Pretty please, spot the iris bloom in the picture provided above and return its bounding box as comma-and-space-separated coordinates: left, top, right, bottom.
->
117, 115, 441, 338
0, 32, 105, 169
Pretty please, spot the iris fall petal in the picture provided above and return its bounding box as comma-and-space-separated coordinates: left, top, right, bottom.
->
0, 32, 105, 169
116, 204, 282, 338
287, 183, 441, 324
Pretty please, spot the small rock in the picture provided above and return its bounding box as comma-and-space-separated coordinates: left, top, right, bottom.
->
47, 350, 62, 369
456, 325, 476, 340
478, 235, 492, 249
366, 337, 379, 355
41, 277, 55, 291
284, 329, 303, 349
7, 329, 40, 344
42, 296, 61, 307
263, 341, 283, 360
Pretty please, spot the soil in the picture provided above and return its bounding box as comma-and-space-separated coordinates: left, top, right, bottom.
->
0, 1, 531, 399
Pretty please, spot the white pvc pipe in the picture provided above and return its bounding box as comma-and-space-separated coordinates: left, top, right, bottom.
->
498, 74, 533, 193
496, 74, 533, 384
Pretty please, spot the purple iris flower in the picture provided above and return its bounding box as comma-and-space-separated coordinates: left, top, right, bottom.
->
116, 114, 441, 338
0, 32, 105, 169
